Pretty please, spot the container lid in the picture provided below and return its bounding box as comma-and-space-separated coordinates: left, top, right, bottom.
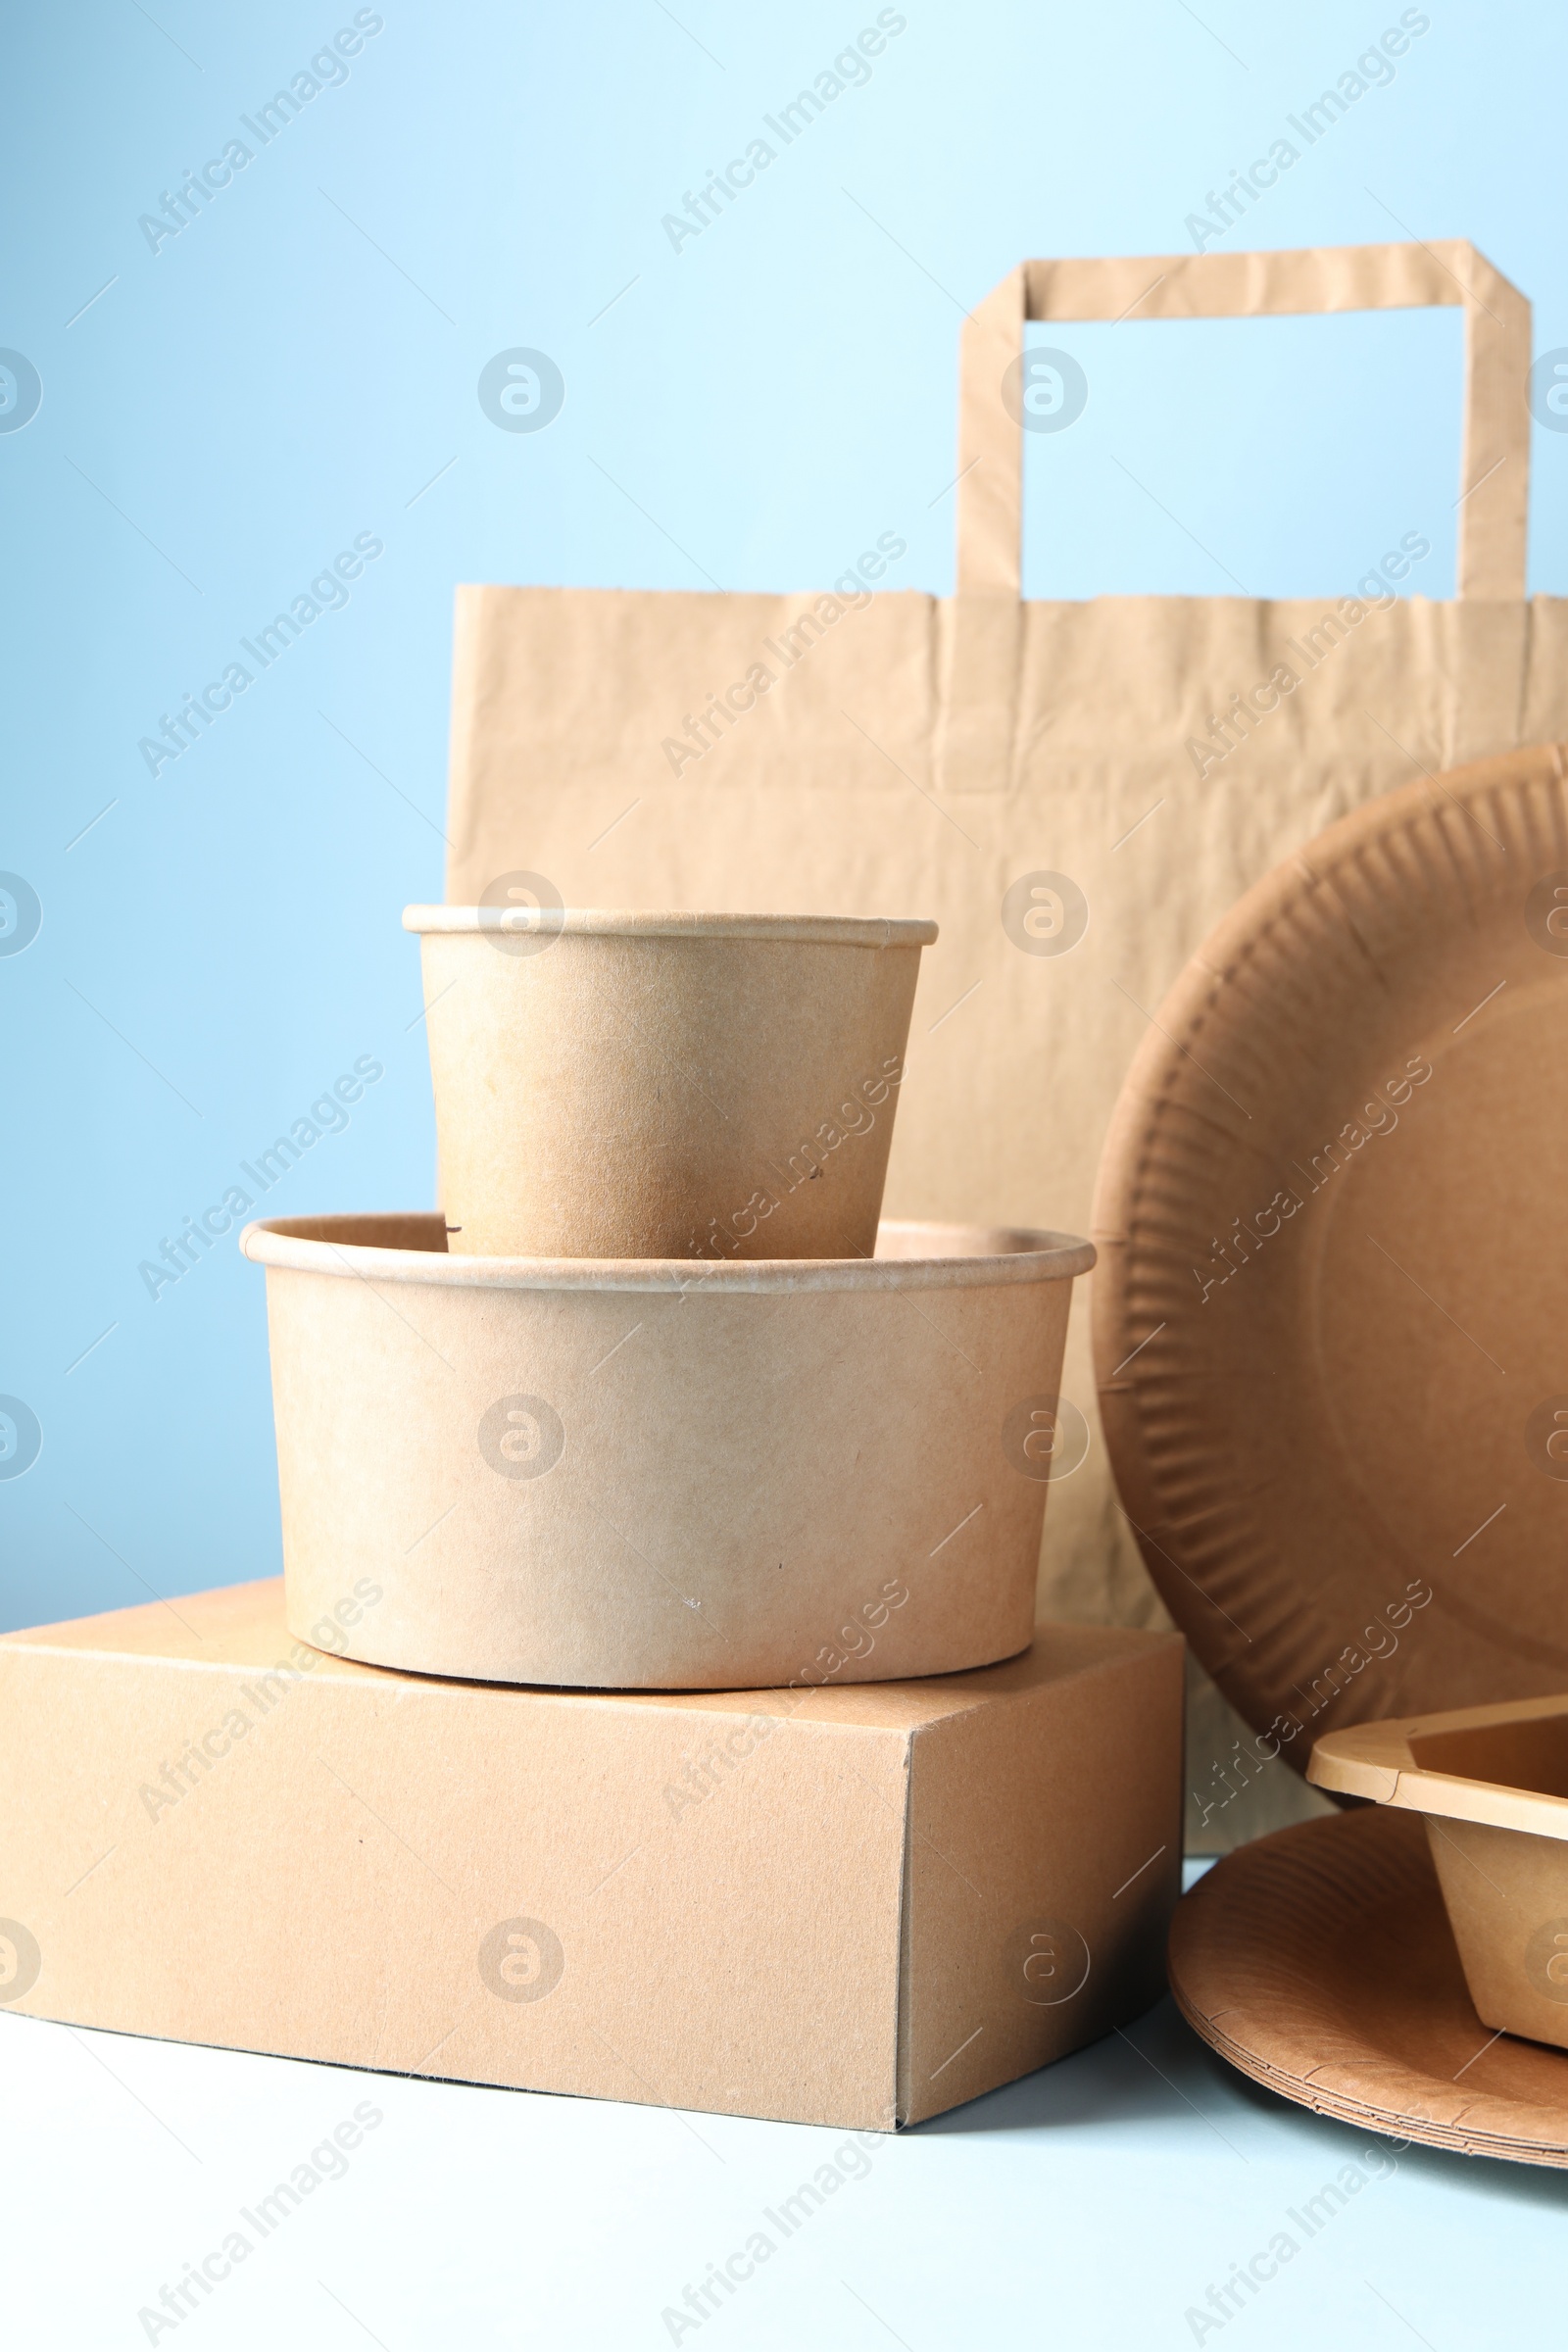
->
1093, 743, 1568, 1766
402, 906, 939, 947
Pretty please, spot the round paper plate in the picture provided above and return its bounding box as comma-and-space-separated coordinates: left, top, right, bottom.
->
1093, 743, 1568, 1762
1169, 1807, 1568, 2166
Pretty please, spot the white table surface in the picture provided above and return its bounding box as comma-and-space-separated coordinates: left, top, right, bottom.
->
5, 1862, 1564, 2351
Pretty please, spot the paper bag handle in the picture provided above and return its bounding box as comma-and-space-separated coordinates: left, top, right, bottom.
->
955, 241, 1530, 602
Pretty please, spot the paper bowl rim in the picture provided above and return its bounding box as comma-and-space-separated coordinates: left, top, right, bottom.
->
240, 1212, 1094, 1294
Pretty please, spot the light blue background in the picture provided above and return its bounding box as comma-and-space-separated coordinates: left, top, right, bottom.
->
3, 0, 1564, 1634
14, 1960, 1568, 2352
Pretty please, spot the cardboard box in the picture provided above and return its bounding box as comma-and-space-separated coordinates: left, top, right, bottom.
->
0, 1582, 1182, 2130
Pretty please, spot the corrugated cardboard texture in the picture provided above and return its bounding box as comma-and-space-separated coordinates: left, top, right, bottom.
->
0, 1584, 1182, 2131
900, 1640, 1182, 2124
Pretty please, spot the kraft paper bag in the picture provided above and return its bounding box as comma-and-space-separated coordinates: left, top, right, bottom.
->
442, 240, 1564, 1846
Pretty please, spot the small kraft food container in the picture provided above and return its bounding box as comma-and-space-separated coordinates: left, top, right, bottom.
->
1310, 1695, 1568, 2051
404, 906, 938, 1261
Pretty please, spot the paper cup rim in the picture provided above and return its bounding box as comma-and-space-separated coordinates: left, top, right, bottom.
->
240, 1213, 1094, 1294
402, 906, 939, 947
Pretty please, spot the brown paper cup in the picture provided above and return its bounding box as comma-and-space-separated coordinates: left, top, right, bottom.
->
241, 1213, 1094, 1691
402, 906, 937, 1259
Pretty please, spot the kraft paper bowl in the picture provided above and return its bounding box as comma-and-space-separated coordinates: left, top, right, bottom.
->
241, 1213, 1095, 1691
401, 906, 938, 1260
1311, 1697, 1568, 2057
